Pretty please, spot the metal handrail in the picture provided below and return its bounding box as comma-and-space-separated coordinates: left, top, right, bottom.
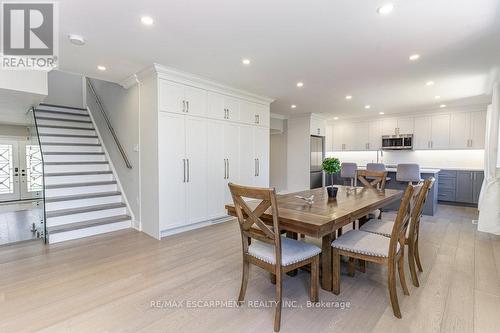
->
86, 77, 133, 169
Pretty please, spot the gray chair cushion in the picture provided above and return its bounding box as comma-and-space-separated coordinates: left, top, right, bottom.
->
248, 237, 321, 266
331, 230, 399, 257
341, 162, 358, 179
361, 218, 411, 238
396, 164, 421, 183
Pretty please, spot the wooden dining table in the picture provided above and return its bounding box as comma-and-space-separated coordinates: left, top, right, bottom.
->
225, 185, 402, 291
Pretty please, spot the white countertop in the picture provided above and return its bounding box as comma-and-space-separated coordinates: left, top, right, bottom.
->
358, 166, 441, 174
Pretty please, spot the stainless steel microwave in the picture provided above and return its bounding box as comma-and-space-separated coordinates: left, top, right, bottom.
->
382, 134, 413, 150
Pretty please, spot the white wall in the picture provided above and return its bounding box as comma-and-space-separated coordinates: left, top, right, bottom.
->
286, 116, 311, 192
87, 79, 141, 225
0, 69, 47, 95
0, 124, 29, 137
270, 127, 287, 192
44, 70, 85, 108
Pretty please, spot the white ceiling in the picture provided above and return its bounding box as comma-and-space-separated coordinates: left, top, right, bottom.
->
58, 0, 500, 118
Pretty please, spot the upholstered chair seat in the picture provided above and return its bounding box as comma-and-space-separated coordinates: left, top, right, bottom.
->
248, 237, 322, 266
331, 229, 400, 258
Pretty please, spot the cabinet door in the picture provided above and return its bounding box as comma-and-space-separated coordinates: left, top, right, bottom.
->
342, 122, 355, 150
185, 117, 208, 224
397, 117, 414, 134
431, 114, 450, 149
354, 122, 370, 150
206, 120, 226, 218
470, 111, 486, 149
207, 92, 225, 120
382, 118, 397, 135
239, 125, 255, 186
255, 103, 270, 127
225, 97, 240, 122
184, 85, 207, 117
414, 116, 432, 149
254, 127, 270, 187
325, 124, 333, 152
472, 171, 484, 204
239, 101, 256, 125
449, 112, 470, 149
368, 120, 382, 150
224, 123, 240, 204
159, 80, 185, 114
158, 113, 186, 230
332, 124, 344, 151
455, 171, 473, 203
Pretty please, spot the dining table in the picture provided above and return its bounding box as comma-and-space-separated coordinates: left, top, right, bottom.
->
225, 185, 403, 291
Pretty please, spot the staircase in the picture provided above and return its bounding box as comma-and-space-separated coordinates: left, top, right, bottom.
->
35, 103, 132, 243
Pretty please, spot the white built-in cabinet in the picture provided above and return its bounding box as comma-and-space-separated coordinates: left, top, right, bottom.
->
139, 65, 272, 238
310, 116, 326, 136
328, 110, 486, 152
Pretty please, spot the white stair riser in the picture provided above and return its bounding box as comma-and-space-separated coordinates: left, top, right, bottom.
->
36, 119, 94, 129
36, 112, 90, 122
40, 136, 99, 145
38, 127, 96, 136
45, 184, 118, 197
46, 195, 123, 211
48, 220, 131, 244
45, 174, 114, 185
44, 164, 110, 173
42, 145, 103, 153
47, 207, 127, 227
38, 105, 88, 114
43, 154, 106, 163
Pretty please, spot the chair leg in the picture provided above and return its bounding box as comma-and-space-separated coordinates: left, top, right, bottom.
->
238, 258, 250, 304
270, 273, 276, 284
310, 256, 319, 302
407, 240, 420, 287
348, 257, 355, 277
274, 270, 283, 332
388, 260, 402, 318
332, 249, 341, 295
414, 237, 423, 272
397, 251, 410, 296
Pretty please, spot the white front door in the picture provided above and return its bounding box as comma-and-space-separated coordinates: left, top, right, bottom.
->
0, 140, 20, 202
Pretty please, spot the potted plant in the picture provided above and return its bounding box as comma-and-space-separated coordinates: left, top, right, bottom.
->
322, 157, 341, 198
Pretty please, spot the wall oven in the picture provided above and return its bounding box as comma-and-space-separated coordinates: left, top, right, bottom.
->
382, 134, 413, 150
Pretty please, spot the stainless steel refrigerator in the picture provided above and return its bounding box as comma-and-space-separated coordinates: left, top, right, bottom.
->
310, 135, 325, 189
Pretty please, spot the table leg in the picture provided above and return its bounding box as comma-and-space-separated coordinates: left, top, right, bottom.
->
286, 231, 298, 276
321, 232, 334, 291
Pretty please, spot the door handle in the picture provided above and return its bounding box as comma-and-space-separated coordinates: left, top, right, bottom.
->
183, 159, 186, 182
227, 159, 230, 179
254, 159, 257, 176
224, 159, 227, 179
186, 159, 190, 182
182, 100, 186, 113
257, 158, 260, 176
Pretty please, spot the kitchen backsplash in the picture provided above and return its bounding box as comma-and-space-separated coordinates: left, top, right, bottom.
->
326, 149, 485, 169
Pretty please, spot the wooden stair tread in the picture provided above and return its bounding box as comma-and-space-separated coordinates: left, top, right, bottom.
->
46, 202, 126, 218
47, 215, 131, 234
45, 181, 116, 189
45, 191, 122, 203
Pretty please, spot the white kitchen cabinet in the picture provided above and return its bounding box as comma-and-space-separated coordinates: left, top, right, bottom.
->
240, 101, 269, 127
207, 92, 240, 121
254, 103, 270, 127
397, 117, 414, 134
470, 111, 486, 149
159, 79, 207, 117
332, 122, 355, 151
382, 118, 398, 135
414, 116, 432, 149
224, 123, 240, 203
368, 120, 382, 150
430, 114, 450, 149
382, 117, 413, 135
254, 127, 270, 187
354, 122, 370, 150
332, 123, 344, 151
239, 125, 255, 186
310, 117, 326, 136
449, 112, 470, 148
325, 124, 333, 152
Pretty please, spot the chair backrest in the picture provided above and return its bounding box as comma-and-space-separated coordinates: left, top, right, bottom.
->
387, 184, 415, 258
357, 169, 389, 190
340, 162, 357, 179
396, 163, 421, 183
407, 177, 435, 242
366, 163, 386, 172
228, 183, 281, 266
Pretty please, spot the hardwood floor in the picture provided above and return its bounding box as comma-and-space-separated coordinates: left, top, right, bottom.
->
0, 204, 498, 332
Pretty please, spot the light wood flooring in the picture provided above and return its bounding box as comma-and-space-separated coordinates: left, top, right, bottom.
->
0, 204, 499, 332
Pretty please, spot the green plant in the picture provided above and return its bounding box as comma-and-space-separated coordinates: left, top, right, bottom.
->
322, 157, 341, 186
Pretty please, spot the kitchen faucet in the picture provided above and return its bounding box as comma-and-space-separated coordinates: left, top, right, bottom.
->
376, 149, 384, 163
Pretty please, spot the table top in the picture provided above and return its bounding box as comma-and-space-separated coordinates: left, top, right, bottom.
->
225, 186, 402, 238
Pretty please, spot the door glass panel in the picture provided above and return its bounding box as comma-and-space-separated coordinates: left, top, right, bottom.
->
0, 144, 14, 195
26, 145, 43, 192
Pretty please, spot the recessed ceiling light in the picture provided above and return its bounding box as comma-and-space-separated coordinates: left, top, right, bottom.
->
435, 95, 441, 99
365, 105, 371, 109
345, 95, 352, 100
291, 104, 297, 109
379, 112, 385, 115
97, 65, 106, 71
242, 58, 251, 65
333, 117, 339, 120
377, 3, 394, 15
409, 54, 420, 61
426, 81, 435, 86
296, 82, 304, 88
440, 104, 447, 108
68, 34, 85, 46
141, 16, 154, 26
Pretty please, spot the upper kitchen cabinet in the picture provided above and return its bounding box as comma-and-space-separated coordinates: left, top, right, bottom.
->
470, 111, 486, 149
310, 116, 326, 136
207, 92, 240, 121
332, 122, 355, 151
449, 111, 486, 149
354, 121, 370, 150
413, 116, 432, 149
381, 117, 414, 136
240, 101, 270, 127
430, 114, 450, 149
368, 120, 382, 150
159, 79, 207, 117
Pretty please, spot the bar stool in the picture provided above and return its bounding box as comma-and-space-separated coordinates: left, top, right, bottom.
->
366, 163, 392, 187
396, 164, 421, 185
340, 163, 358, 187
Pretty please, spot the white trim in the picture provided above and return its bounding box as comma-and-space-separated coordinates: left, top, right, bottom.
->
120, 74, 139, 90
160, 216, 233, 238
271, 112, 288, 120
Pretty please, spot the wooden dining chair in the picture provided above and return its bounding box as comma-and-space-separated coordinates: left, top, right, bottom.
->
331, 183, 415, 318
228, 183, 321, 332
360, 177, 435, 287
357, 169, 389, 190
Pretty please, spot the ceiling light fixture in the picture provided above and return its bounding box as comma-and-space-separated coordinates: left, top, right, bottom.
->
296, 82, 304, 88
141, 16, 154, 26
409, 54, 420, 61
345, 95, 352, 100
365, 105, 371, 109
291, 104, 297, 109
68, 34, 85, 46
97, 65, 106, 71
333, 117, 339, 120
435, 95, 441, 99
242, 58, 251, 65
426, 81, 435, 86
377, 3, 394, 15
379, 112, 385, 115
440, 104, 447, 108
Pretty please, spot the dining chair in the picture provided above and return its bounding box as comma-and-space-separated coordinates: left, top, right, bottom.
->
340, 162, 358, 187
396, 163, 421, 185
357, 169, 389, 190
366, 163, 392, 182
360, 177, 435, 287
228, 183, 321, 332
331, 183, 415, 318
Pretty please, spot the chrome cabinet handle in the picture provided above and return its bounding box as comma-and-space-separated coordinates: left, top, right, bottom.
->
182, 100, 186, 113
186, 101, 189, 113
223, 159, 227, 179
227, 159, 230, 178
257, 158, 260, 176
183, 159, 186, 182
186, 159, 190, 182
254, 159, 258, 176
